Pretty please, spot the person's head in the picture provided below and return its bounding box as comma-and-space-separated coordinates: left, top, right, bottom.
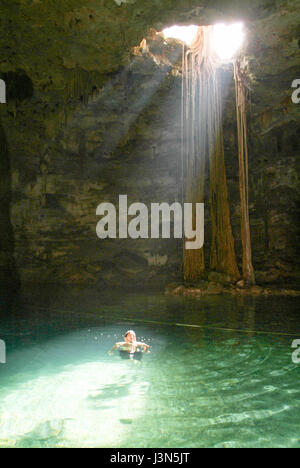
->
124, 330, 136, 343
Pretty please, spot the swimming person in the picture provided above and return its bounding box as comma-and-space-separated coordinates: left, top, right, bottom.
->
109, 330, 150, 360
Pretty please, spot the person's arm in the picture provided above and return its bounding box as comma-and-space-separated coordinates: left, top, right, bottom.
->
108, 342, 123, 355
136, 342, 151, 353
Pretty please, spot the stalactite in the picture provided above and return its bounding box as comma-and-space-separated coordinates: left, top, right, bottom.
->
182, 26, 239, 283
234, 60, 255, 285
65, 68, 97, 104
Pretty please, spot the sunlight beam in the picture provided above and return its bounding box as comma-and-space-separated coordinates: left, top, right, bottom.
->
212, 23, 244, 61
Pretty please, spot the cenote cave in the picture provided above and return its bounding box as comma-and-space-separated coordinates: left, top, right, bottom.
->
0, 0, 299, 450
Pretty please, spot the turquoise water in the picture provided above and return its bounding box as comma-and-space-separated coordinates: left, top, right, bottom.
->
0, 288, 299, 448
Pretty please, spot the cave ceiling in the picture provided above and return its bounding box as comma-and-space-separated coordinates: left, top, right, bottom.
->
0, 0, 299, 133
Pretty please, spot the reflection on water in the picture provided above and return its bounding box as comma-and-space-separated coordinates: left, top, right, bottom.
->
0, 356, 150, 448
0, 288, 299, 448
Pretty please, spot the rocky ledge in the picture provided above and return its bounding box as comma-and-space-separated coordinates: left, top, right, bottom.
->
166, 273, 300, 298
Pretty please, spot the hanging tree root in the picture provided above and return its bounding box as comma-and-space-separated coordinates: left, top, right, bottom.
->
182, 26, 239, 283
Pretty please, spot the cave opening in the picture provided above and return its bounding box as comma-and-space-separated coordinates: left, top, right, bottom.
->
162, 22, 244, 61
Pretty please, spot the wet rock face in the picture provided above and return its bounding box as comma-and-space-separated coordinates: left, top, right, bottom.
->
0, 1, 299, 288
248, 127, 300, 286
6, 48, 184, 287
224, 81, 300, 287
0, 121, 20, 292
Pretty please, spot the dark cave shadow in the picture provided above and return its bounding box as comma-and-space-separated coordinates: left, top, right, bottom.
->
0, 119, 21, 308
0, 70, 34, 311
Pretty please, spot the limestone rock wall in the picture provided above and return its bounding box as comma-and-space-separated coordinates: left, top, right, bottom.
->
0, 0, 299, 289
6, 48, 184, 288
